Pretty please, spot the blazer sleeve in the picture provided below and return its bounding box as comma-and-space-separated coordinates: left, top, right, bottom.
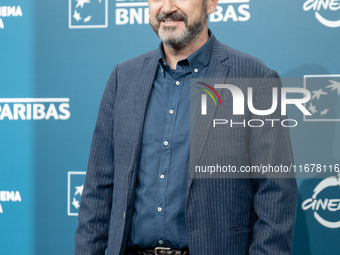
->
248, 69, 299, 254
74, 66, 118, 255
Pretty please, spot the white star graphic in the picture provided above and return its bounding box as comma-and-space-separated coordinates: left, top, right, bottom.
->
311, 88, 328, 100
74, 185, 84, 196
73, 10, 81, 21
326, 80, 340, 95
72, 197, 80, 209
84, 16, 92, 23
76, 0, 91, 8
320, 109, 329, 116
308, 102, 318, 114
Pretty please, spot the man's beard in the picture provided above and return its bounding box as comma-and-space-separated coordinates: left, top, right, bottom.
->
150, 6, 208, 50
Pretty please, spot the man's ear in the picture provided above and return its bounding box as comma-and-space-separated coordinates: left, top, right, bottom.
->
207, 0, 219, 15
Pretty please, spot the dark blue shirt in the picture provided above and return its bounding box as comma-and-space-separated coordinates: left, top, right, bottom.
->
128, 33, 215, 249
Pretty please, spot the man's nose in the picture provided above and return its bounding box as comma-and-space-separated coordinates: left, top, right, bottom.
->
160, 0, 178, 14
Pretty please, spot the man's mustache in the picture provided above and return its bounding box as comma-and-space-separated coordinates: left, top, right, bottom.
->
156, 12, 188, 25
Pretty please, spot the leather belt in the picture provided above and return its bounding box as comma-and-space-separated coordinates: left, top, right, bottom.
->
126, 246, 189, 255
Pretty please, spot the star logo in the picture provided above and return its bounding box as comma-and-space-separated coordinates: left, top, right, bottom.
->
71, 185, 84, 210
73, 10, 81, 22
76, 0, 91, 8
69, 0, 108, 29
308, 102, 317, 114
304, 75, 340, 122
320, 109, 329, 116
68, 171, 86, 216
72, 197, 80, 209
311, 89, 327, 100
74, 185, 84, 196
326, 80, 340, 95
84, 16, 92, 23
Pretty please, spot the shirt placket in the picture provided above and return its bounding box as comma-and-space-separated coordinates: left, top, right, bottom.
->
155, 66, 186, 245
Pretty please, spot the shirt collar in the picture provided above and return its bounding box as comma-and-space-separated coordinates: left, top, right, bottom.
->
157, 29, 215, 74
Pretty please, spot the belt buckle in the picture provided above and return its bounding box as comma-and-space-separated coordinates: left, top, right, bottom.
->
154, 247, 171, 255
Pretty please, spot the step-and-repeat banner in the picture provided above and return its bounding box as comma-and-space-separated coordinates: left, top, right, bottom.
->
0, 0, 339, 254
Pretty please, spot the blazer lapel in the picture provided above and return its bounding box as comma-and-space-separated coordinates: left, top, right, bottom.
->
123, 52, 159, 227
128, 54, 159, 179
186, 39, 231, 196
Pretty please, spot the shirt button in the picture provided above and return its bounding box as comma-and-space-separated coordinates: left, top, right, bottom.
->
176, 81, 180, 86
160, 174, 165, 179
164, 141, 168, 146
194, 68, 199, 73
169, 110, 174, 114
158, 207, 162, 212
159, 240, 163, 245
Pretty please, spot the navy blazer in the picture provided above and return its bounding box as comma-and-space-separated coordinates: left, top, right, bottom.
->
75, 38, 298, 255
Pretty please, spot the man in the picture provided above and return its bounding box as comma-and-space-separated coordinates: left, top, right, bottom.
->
75, 0, 298, 254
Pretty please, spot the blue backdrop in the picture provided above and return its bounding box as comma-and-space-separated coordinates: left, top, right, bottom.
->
1, 0, 339, 254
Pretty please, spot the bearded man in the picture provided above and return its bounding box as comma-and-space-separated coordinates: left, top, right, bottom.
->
74, 0, 298, 254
